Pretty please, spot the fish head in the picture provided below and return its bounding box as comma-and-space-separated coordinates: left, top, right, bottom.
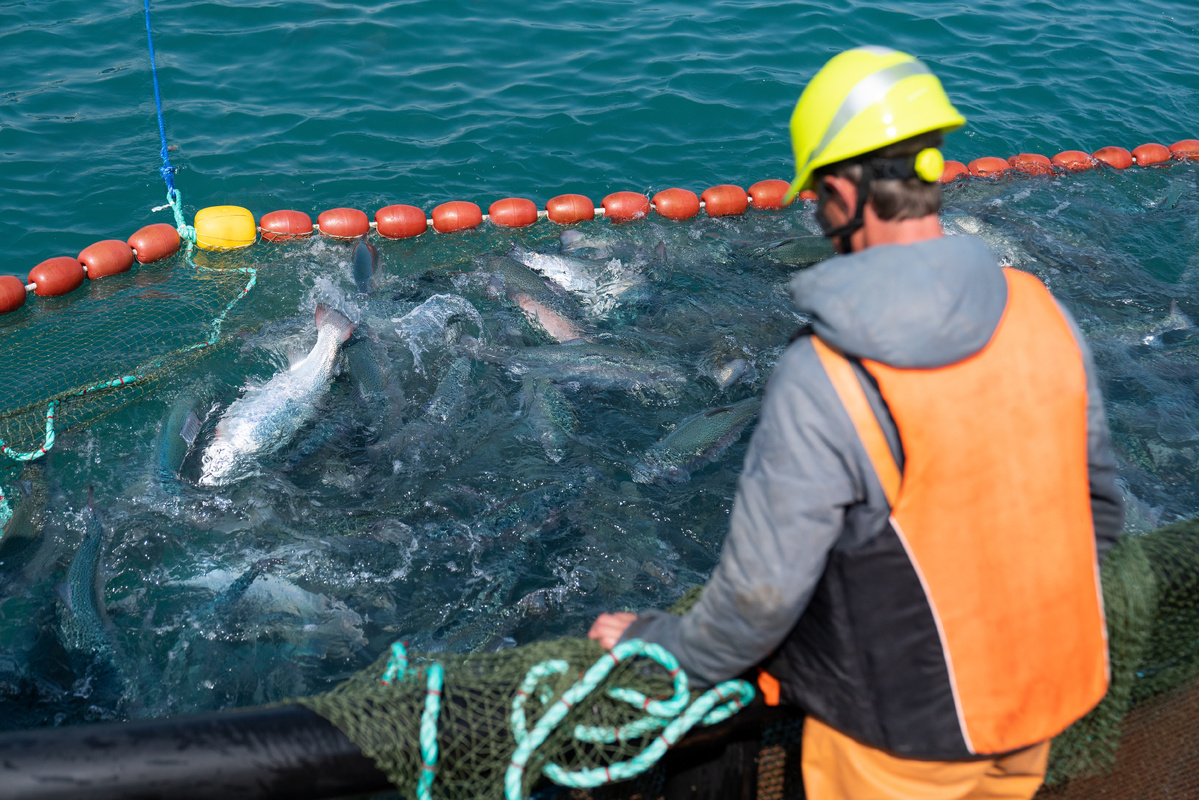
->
198, 437, 249, 487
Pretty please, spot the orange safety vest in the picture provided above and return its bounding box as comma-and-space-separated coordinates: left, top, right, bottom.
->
769, 267, 1108, 758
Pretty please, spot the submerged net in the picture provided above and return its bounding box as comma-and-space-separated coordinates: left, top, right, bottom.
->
2, 164, 1199, 795
296, 519, 1199, 800
0, 254, 255, 461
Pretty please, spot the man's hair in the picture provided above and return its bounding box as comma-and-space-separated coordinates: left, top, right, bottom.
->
813, 130, 944, 221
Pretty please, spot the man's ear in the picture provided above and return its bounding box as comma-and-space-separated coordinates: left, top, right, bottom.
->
822, 174, 858, 211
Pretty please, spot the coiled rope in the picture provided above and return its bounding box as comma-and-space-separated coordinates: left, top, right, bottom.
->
378, 639, 754, 800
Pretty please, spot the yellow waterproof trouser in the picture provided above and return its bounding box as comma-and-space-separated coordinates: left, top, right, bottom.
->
802, 717, 1050, 800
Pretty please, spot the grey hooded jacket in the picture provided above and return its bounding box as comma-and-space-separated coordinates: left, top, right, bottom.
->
622, 234, 1124, 688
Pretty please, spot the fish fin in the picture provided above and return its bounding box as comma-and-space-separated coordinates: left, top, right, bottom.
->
703, 406, 733, 417
56, 581, 73, 607
179, 411, 201, 446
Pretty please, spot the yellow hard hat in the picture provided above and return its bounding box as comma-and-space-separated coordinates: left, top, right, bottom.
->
784, 47, 966, 203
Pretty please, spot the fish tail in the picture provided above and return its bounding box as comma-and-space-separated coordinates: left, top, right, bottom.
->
316, 304, 356, 343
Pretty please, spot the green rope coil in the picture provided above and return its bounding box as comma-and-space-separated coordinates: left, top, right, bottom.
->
380, 641, 410, 686
420, 664, 445, 800
379, 641, 444, 800
504, 638, 754, 800
511, 659, 570, 745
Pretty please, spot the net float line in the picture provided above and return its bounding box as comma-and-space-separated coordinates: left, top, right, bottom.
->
5, 137, 1197, 319
262, 179, 795, 241
940, 138, 1199, 182
0, 177, 794, 317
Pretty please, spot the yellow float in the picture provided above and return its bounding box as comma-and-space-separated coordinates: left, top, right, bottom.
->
194, 205, 257, 250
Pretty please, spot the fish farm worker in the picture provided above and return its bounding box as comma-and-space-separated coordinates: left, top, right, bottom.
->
590, 46, 1123, 799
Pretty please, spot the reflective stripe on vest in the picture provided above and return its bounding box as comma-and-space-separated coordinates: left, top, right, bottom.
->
813, 267, 1108, 754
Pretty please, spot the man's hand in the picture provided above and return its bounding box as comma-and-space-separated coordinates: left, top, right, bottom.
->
588, 612, 637, 650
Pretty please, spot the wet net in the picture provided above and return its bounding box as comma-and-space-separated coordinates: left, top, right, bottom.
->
0, 255, 255, 462
2, 164, 1199, 797
294, 518, 1199, 800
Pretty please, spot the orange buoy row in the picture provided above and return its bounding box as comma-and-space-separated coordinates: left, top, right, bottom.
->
941, 138, 1199, 183
253, 180, 800, 246
11, 138, 1195, 317
4, 221, 183, 314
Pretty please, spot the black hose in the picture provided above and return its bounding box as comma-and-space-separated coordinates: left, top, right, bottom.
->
0, 700, 803, 800
0, 704, 391, 800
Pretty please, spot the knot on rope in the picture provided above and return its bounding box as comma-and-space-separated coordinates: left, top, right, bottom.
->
162, 187, 196, 245
504, 639, 754, 800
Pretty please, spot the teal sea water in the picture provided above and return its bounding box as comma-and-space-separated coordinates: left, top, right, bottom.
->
1, 0, 1196, 270
1, 0, 1199, 733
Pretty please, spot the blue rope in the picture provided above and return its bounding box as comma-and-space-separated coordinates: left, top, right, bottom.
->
143, 0, 177, 193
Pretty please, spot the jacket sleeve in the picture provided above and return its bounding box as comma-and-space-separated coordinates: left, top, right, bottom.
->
1056, 301, 1124, 562
620, 339, 891, 687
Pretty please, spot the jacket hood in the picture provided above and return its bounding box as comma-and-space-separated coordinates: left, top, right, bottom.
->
789, 235, 1008, 369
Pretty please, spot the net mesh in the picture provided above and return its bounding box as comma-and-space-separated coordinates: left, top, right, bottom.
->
296, 519, 1199, 800
0, 254, 253, 459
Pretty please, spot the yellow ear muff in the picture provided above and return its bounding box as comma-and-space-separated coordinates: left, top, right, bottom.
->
914, 148, 945, 183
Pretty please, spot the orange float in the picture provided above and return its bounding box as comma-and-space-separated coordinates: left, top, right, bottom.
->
651, 188, 700, 220
79, 240, 134, 279
318, 208, 369, 239
260, 210, 314, 241
432, 201, 483, 233
939, 161, 969, 182
28, 257, 85, 297
1170, 139, 1199, 160
375, 204, 428, 239
1007, 153, 1053, 176
1092, 146, 1133, 169
748, 179, 793, 209
1132, 143, 1172, 166
127, 223, 180, 264
0, 275, 26, 314
701, 185, 748, 217
968, 157, 1009, 178
798, 189, 818, 202
602, 192, 650, 223
488, 198, 538, 228
545, 194, 595, 224
1051, 150, 1095, 171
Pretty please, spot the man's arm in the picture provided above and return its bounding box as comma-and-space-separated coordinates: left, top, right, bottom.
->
1056, 301, 1124, 560
607, 339, 890, 686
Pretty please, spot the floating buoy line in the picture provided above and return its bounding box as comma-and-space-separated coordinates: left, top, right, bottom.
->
4, 139, 1197, 318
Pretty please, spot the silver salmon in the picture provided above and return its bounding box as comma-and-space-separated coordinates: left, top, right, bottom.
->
200, 305, 355, 486
633, 396, 761, 484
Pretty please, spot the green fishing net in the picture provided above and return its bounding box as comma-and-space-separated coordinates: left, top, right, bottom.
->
298, 520, 1199, 800
0, 252, 253, 459
298, 590, 708, 800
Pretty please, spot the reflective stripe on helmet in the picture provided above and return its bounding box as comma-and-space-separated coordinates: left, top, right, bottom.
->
799, 60, 932, 182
